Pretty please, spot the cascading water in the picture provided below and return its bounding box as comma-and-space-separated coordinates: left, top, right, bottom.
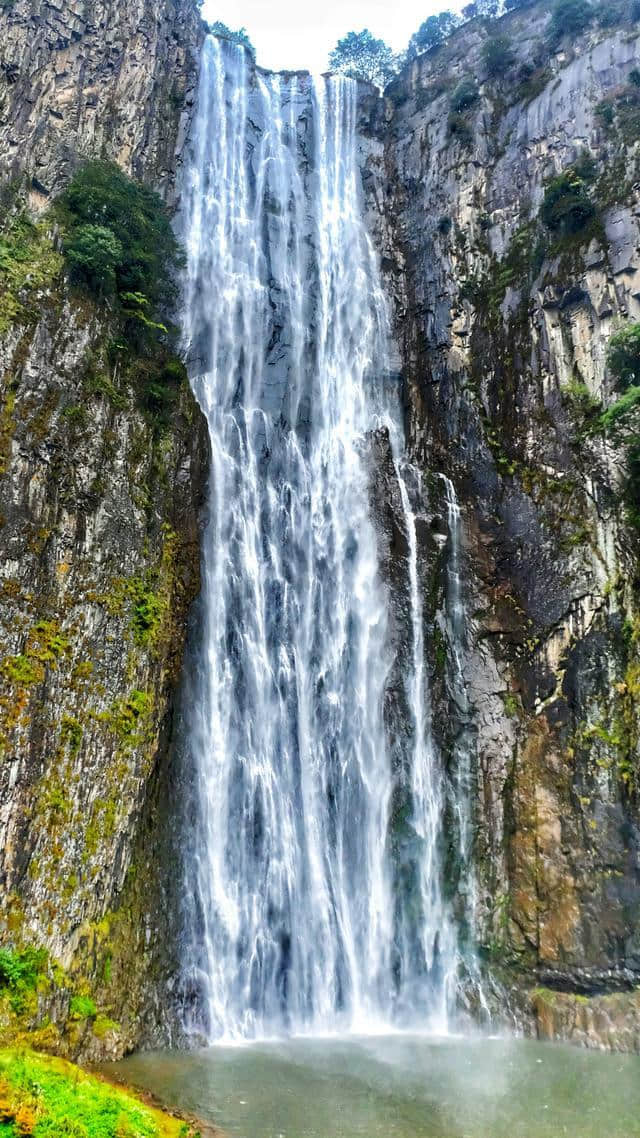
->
178, 34, 462, 1042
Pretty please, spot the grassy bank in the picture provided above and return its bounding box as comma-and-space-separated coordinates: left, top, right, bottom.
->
0, 1048, 201, 1137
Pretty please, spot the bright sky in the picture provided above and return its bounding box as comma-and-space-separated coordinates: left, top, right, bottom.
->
201, 1, 445, 74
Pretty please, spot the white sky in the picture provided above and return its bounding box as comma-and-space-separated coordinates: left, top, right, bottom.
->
201, 1, 446, 74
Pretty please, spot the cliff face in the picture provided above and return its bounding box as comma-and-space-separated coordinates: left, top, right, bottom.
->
0, 0, 207, 1059
360, 1, 640, 1047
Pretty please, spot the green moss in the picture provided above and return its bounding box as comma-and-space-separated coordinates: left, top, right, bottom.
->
91, 1014, 120, 1040
26, 621, 69, 665
100, 689, 154, 752
59, 717, 83, 757
0, 656, 44, 689
433, 626, 447, 675
0, 1049, 197, 1137
68, 995, 96, 1021
502, 691, 520, 718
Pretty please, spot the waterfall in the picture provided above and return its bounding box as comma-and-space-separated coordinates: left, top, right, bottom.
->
178, 34, 460, 1042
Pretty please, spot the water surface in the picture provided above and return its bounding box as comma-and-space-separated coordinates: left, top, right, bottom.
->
116, 1034, 640, 1137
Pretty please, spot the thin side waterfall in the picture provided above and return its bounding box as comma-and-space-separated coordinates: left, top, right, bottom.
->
177, 34, 464, 1041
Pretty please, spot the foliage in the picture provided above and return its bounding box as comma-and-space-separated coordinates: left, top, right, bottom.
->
450, 78, 479, 112
547, 0, 593, 42
58, 161, 181, 311
448, 112, 473, 143
0, 216, 63, 335
68, 994, 97, 1020
329, 29, 398, 87
599, 323, 640, 530
408, 11, 460, 57
0, 1049, 196, 1138
57, 162, 187, 421
209, 20, 254, 55
540, 167, 596, 235
607, 322, 640, 390
482, 35, 515, 77
0, 949, 48, 1013
64, 224, 123, 294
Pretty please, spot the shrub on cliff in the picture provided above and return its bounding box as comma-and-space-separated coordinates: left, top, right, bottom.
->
607, 323, 640, 390
57, 162, 186, 421
540, 168, 596, 235
64, 223, 124, 294
329, 29, 398, 86
547, 0, 593, 43
601, 322, 640, 529
482, 35, 515, 77
450, 78, 479, 112
59, 160, 181, 311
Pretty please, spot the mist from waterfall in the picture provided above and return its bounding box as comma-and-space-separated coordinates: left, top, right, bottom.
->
177, 34, 461, 1042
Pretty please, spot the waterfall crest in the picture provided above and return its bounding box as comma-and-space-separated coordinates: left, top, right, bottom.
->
178, 35, 461, 1042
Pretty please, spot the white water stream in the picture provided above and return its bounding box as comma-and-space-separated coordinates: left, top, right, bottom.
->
178, 35, 463, 1042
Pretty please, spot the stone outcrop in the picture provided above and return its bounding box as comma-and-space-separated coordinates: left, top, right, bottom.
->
0, 0, 207, 1059
359, 0, 640, 1047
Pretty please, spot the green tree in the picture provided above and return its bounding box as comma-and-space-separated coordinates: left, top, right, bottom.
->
408, 11, 460, 57
64, 224, 123, 293
209, 20, 255, 55
58, 160, 181, 308
329, 29, 398, 87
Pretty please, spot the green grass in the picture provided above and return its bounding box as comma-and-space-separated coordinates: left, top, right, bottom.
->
0, 1049, 198, 1137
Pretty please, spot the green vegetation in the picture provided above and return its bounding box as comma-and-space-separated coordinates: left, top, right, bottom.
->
547, 0, 593, 42
0, 216, 63, 336
606, 322, 640, 389
0, 1049, 197, 1137
58, 161, 180, 311
482, 35, 515, 78
0, 950, 47, 1014
450, 78, 479, 113
408, 11, 460, 57
209, 20, 254, 55
68, 995, 97, 1021
596, 81, 640, 145
56, 161, 187, 424
329, 29, 398, 86
540, 167, 597, 236
600, 322, 640, 528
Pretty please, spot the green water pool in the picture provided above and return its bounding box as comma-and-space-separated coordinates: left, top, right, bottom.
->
115, 1032, 640, 1137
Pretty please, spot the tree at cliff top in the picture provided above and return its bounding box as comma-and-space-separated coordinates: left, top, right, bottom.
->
408, 11, 461, 57
208, 20, 255, 56
329, 29, 398, 87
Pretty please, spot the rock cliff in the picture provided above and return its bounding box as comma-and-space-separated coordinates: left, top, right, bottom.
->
0, 0, 207, 1059
360, 0, 640, 1048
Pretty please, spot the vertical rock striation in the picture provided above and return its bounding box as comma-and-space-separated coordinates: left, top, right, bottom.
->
0, 0, 207, 1059
361, 0, 640, 1048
